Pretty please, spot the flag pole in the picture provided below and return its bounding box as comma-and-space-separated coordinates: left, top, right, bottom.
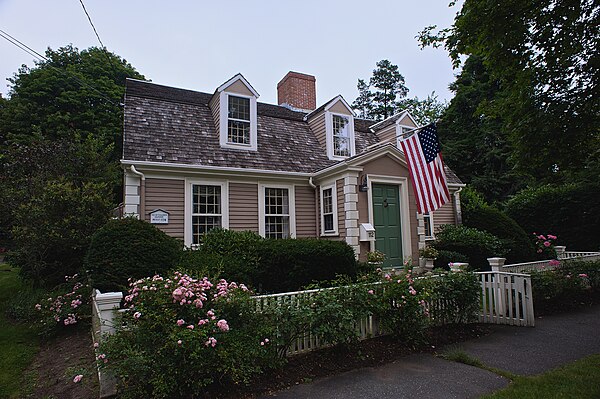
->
395, 121, 439, 141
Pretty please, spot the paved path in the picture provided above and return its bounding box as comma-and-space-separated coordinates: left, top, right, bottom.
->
262, 305, 600, 398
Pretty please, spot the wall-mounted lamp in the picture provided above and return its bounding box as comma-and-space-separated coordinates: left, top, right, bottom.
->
359, 175, 368, 192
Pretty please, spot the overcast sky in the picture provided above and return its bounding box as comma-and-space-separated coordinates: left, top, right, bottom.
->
0, 0, 461, 106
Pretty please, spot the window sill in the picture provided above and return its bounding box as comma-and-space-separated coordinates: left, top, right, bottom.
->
320, 232, 339, 237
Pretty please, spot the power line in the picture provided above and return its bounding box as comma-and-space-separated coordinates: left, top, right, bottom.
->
0, 28, 120, 106
78, 0, 106, 50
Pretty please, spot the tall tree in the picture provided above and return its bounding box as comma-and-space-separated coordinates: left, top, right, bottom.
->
352, 79, 374, 119
419, 0, 600, 182
397, 92, 447, 125
437, 56, 527, 203
352, 60, 409, 120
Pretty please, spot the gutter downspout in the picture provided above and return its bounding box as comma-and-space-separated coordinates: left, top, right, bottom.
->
309, 177, 319, 237
130, 165, 146, 220
453, 187, 463, 225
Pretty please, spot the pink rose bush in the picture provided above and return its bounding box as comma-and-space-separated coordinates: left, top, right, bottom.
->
533, 232, 558, 259
33, 274, 90, 335
99, 271, 279, 398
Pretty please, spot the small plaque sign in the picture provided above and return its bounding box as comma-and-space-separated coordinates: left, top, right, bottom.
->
149, 209, 169, 224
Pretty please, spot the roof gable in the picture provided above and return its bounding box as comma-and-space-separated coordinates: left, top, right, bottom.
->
216, 73, 260, 97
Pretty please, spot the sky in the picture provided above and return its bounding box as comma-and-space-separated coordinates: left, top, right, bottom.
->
0, 0, 461, 106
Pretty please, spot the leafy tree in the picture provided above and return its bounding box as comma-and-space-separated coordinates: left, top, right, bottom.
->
437, 56, 527, 202
352, 60, 409, 120
1, 45, 144, 157
419, 0, 599, 182
398, 92, 447, 125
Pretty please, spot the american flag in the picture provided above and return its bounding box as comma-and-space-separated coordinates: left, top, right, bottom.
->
400, 124, 450, 214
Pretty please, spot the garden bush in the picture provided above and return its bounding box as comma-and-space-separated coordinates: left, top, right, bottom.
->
505, 183, 600, 251
100, 272, 280, 398
10, 179, 112, 287
417, 271, 481, 325
256, 238, 357, 293
463, 205, 536, 263
179, 229, 262, 284
85, 218, 182, 292
432, 225, 507, 270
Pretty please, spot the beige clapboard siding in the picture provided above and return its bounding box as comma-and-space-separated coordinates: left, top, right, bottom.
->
295, 185, 317, 237
337, 179, 346, 239
144, 178, 185, 240
433, 197, 455, 231
376, 125, 396, 144
209, 93, 220, 133
307, 111, 326, 149
229, 182, 259, 232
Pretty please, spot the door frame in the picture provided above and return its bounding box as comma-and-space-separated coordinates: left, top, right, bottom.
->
366, 174, 413, 261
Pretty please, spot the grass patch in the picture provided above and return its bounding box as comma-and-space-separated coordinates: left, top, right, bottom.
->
482, 354, 600, 399
439, 346, 517, 380
0, 263, 40, 399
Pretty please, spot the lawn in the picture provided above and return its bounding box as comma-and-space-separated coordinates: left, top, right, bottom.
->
482, 354, 600, 399
0, 264, 40, 399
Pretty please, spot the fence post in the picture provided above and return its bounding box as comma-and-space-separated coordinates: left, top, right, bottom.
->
555, 246, 566, 258
95, 291, 123, 335
487, 257, 506, 272
487, 258, 506, 317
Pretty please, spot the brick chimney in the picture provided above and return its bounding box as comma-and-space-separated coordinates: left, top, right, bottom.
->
277, 71, 316, 112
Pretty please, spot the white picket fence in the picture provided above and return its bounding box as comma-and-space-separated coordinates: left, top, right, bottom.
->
501, 251, 600, 273
251, 271, 535, 356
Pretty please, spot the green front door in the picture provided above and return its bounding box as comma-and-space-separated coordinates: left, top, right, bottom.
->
373, 184, 403, 268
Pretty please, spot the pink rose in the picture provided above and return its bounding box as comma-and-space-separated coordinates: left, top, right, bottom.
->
543, 241, 551, 247
177, 340, 182, 346
133, 312, 141, 320
176, 319, 185, 326
187, 324, 194, 330
217, 319, 229, 332
368, 290, 374, 295
73, 374, 83, 383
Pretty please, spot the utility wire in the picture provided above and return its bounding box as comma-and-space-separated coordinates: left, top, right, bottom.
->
0, 28, 120, 106
78, 0, 106, 50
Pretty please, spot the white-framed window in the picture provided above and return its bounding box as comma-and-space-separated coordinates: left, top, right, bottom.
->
227, 95, 251, 144
259, 184, 296, 239
219, 92, 257, 151
184, 179, 229, 247
320, 183, 338, 236
332, 115, 351, 157
191, 185, 222, 245
396, 125, 414, 147
423, 212, 434, 240
325, 111, 355, 160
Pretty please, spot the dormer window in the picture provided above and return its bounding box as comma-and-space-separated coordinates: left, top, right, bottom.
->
228, 95, 251, 144
333, 115, 351, 157
212, 73, 259, 151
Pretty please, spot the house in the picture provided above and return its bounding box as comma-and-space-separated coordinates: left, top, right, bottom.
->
121, 71, 464, 268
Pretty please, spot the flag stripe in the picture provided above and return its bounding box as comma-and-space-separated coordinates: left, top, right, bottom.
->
400, 124, 450, 214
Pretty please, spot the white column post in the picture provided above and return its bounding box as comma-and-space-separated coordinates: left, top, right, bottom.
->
555, 246, 566, 258
487, 257, 506, 272
343, 174, 360, 258
95, 291, 124, 335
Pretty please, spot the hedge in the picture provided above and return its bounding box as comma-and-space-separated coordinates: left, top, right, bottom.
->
432, 225, 507, 271
85, 218, 182, 292
504, 183, 600, 251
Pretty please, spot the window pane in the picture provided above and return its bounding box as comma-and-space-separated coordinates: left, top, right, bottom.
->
265, 188, 289, 215
227, 120, 250, 144
333, 115, 349, 138
192, 216, 222, 245
324, 214, 334, 232
334, 136, 350, 156
228, 96, 250, 121
265, 215, 289, 239
323, 188, 332, 213
424, 213, 432, 237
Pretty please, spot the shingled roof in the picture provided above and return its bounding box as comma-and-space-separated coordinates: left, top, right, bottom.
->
122, 79, 462, 184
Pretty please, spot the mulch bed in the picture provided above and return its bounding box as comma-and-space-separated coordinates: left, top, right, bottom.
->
24, 327, 98, 399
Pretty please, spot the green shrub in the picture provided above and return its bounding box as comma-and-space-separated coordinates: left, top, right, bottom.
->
418, 271, 481, 325
433, 250, 469, 269
373, 270, 430, 343
101, 272, 280, 399
505, 183, 600, 251
432, 225, 506, 270
85, 218, 182, 292
256, 238, 357, 293
181, 229, 262, 284
10, 179, 112, 287
463, 205, 536, 263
